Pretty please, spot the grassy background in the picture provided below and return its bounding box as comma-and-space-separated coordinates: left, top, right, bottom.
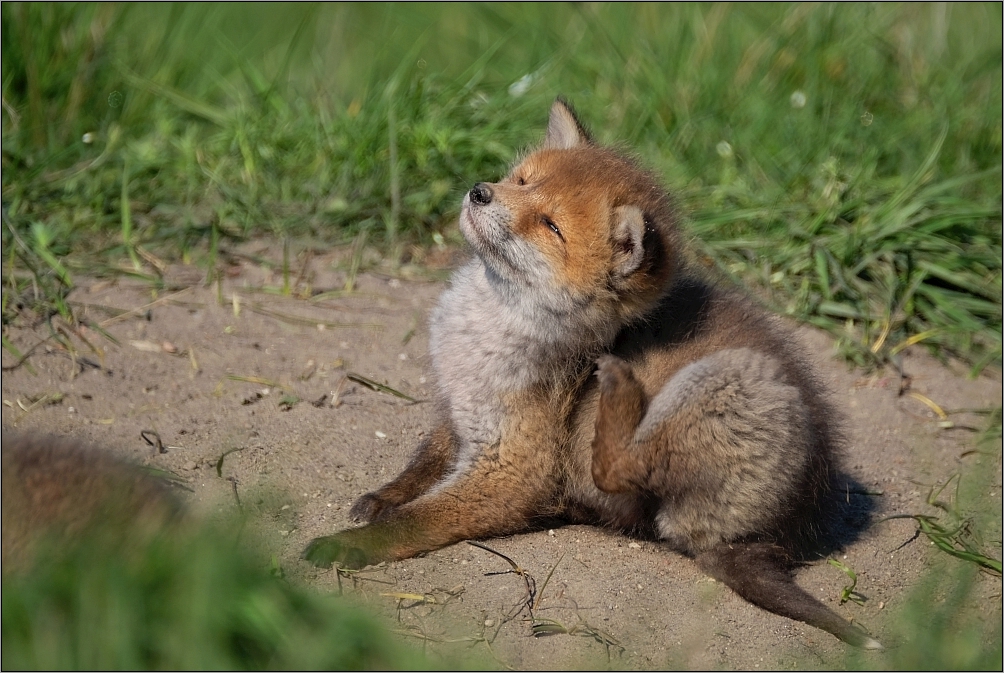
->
1, 4, 1002, 668
2, 2, 1001, 370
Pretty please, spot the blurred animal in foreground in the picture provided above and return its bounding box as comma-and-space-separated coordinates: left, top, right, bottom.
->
2, 434, 182, 573
1, 434, 416, 670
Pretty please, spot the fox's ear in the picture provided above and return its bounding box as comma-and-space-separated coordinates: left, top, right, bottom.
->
611, 205, 646, 282
544, 97, 592, 150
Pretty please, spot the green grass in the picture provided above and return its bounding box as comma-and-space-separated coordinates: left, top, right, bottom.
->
846, 561, 1002, 671
2, 3, 1001, 369
849, 418, 1003, 671
2, 517, 425, 670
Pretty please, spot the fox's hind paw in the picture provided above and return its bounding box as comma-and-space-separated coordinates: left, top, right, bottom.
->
594, 355, 635, 392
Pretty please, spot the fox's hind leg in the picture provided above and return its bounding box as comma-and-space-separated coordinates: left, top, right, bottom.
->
590, 350, 880, 648
592, 348, 812, 544
591, 355, 652, 493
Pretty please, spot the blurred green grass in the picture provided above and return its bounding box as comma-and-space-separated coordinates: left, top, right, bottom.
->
2, 516, 425, 670
848, 423, 1002, 671
2, 3, 1001, 368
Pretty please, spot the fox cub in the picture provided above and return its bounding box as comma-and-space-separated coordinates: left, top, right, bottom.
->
305, 99, 880, 649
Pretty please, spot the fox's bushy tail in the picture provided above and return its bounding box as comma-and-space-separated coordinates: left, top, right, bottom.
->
696, 541, 883, 649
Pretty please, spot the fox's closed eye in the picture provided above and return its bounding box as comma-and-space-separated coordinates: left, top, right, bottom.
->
541, 215, 562, 239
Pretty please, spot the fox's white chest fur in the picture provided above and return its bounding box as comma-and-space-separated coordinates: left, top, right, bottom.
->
429, 260, 600, 459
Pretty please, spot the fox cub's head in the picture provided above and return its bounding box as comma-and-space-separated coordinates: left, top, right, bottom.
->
461, 98, 679, 320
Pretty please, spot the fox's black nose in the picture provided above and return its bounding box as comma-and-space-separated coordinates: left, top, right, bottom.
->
469, 182, 493, 205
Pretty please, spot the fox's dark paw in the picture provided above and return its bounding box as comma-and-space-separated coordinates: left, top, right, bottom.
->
302, 534, 371, 569
349, 492, 397, 523
595, 355, 634, 393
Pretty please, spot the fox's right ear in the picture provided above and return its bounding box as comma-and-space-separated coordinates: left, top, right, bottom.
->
544, 97, 592, 150
611, 205, 646, 283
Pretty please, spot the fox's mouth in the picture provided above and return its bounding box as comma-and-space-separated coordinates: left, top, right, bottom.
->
460, 204, 495, 255
460, 202, 524, 280
460, 197, 499, 249
459, 203, 483, 245
460, 202, 475, 230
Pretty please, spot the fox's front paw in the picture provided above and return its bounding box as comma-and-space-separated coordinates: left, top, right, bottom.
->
302, 534, 371, 569
349, 492, 397, 523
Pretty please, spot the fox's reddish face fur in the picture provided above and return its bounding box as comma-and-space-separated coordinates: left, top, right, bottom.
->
461, 103, 678, 322
304, 99, 882, 650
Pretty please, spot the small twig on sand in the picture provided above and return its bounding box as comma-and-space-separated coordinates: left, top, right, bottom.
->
468, 540, 537, 620
140, 429, 166, 454
99, 287, 194, 328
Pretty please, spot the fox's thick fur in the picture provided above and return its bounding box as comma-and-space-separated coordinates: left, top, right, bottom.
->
304, 99, 881, 649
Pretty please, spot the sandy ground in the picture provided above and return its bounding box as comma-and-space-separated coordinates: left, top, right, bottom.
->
3, 243, 1001, 670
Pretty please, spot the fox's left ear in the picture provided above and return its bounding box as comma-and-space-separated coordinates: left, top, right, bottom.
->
611, 205, 646, 282
544, 97, 592, 150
